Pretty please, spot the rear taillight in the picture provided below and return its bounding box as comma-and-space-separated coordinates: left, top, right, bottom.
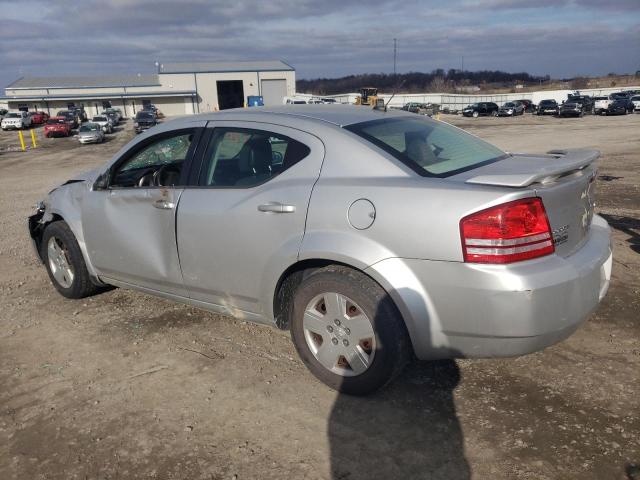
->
460, 197, 555, 264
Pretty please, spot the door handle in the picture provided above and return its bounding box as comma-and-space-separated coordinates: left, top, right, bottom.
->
258, 202, 296, 213
153, 199, 175, 210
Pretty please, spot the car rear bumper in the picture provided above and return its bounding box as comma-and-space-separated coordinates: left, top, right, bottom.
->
367, 214, 612, 360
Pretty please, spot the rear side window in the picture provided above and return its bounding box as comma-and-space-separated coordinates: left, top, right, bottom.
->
199, 128, 310, 187
346, 117, 507, 177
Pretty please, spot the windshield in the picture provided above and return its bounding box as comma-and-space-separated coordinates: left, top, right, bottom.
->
5, 113, 20, 118
346, 117, 507, 177
80, 124, 99, 132
46, 118, 65, 124
93, 117, 107, 121
136, 112, 154, 120
503, 102, 515, 108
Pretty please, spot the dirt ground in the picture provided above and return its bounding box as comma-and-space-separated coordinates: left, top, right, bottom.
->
0, 114, 638, 480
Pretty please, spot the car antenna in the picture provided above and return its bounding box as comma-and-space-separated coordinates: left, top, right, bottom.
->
383, 79, 406, 112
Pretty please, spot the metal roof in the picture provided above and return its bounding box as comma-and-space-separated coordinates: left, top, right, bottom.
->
6, 74, 160, 90
160, 60, 294, 74
0, 90, 195, 102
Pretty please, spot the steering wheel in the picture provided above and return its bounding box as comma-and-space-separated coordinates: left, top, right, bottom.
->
152, 164, 181, 187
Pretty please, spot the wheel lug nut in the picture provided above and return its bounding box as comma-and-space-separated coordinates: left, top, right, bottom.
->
343, 339, 349, 346
334, 319, 341, 326
345, 328, 350, 335
332, 338, 338, 345
327, 325, 334, 333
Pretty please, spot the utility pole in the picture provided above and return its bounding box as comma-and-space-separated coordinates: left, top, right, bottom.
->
393, 38, 397, 76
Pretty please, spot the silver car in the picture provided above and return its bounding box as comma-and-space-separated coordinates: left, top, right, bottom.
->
28, 106, 612, 395
77, 123, 105, 144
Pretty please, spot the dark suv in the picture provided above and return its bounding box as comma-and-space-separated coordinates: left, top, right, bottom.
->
537, 99, 558, 115
565, 95, 594, 114
462, 102, 499, 117
134, 111, 157, 134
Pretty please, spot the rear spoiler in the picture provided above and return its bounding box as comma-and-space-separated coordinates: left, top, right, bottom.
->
465, 149, 600, 188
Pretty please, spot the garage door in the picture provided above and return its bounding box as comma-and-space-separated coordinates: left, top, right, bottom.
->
261, 79, 287, 106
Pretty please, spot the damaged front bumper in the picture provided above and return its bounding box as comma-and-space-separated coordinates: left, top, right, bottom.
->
28, 202, 47, 263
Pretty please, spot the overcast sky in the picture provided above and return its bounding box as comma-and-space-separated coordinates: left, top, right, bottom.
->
1, 0, 639, 90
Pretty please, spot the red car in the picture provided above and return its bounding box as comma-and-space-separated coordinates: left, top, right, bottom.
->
30, 111, 49, 125
44, 117, 72, 138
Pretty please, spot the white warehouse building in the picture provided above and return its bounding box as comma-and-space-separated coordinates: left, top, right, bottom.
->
0, 60, 296, 118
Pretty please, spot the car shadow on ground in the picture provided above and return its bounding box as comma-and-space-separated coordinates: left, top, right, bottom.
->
328, 287, 469, 479
328, 359, 469, 480
601, 214, 640, 254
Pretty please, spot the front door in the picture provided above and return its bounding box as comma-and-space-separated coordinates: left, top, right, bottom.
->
82, 126, 204, 297
177, 122, 324, 319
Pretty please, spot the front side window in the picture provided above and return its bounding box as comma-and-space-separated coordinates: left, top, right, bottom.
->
199, 128, 310, 187
346, 117, 507, 177
111, 131, 195, 188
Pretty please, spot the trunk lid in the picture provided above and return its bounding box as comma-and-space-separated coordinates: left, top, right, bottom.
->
455, 149, 598, 257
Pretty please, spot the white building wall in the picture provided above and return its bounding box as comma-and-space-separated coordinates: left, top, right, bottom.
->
321, 86, 640, 110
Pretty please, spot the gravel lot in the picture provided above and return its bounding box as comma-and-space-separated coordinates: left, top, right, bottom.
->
1, 114, 639, 480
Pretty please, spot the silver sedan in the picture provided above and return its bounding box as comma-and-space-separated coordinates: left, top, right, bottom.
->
28, 105, 612, 395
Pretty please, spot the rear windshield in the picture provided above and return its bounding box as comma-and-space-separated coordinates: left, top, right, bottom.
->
346, 117, 507, 177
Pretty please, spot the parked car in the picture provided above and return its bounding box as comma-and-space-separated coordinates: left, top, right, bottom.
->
462, 102, 499, 117
105, 108, 122, 122
631, 96, 640, 113
69, 107, 87, 123
320, 98, 337, 104
603, 99, 629, 116
515, 99, 536, 113
105, 111, 120, 126
594, 96, 612, 115
29, 111, 50, 125
566, 95, 594, 115
558, 100, 586, 117
1, 111, 32, 130
28, 106, 612, 395
498, 101, 525, 116
616, 97, 635, 113
142, 104, 158, 115
56, 110, 79, 129
43, 117, 73, 137
537, 99, 558, 115
0, 108, 8, 119
77, 123, 106, 144
403, 102, 438, 116
134, 110, 157, 133
91, 116, 113, 133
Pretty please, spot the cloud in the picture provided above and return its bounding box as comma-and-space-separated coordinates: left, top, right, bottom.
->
0, 0, 638, 91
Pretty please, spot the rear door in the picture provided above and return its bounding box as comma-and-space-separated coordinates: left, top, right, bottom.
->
177, 121, 324, 318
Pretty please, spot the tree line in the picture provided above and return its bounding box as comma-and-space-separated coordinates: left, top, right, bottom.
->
296, 69, 551, 95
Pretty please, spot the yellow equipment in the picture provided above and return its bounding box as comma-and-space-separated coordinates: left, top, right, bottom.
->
355, 87, 379, 107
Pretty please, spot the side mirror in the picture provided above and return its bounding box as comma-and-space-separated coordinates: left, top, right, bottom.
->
93, 170, 110, 191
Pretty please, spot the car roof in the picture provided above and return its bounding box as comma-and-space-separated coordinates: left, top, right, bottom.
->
170, 105, 410, 129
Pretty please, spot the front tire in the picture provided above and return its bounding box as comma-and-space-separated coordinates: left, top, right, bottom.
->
289, 266, 411, 395
41, 221, 98, 299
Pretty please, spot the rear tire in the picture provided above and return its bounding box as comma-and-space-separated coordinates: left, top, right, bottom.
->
289, 265, 411, 395
41, 221, 99, 299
